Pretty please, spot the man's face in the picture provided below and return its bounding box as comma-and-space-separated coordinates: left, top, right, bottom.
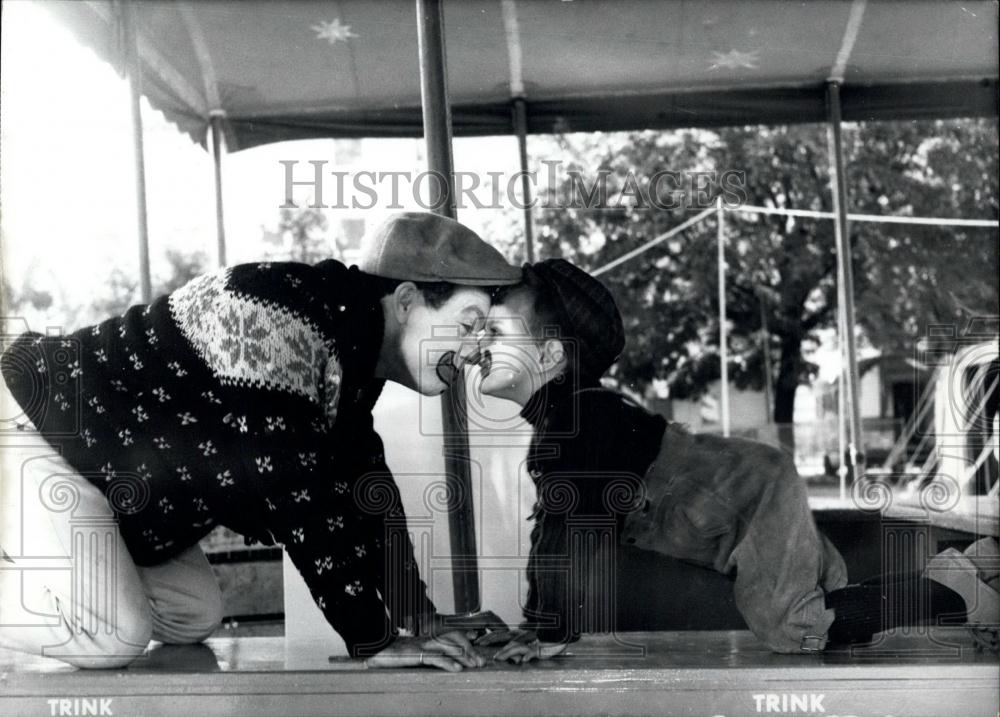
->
473, 289, 550, 403
398, 286, 491, 395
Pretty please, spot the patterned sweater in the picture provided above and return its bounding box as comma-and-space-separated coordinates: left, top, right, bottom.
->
1, 260, 434, 657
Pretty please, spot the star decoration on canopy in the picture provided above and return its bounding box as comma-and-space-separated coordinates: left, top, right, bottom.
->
708, 49, 759, 71
312, 18, 358, 45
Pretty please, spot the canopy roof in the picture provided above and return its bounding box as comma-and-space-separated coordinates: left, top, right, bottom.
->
45, 0, 998, 150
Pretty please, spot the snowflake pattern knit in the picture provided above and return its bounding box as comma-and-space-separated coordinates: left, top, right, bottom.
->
1, 260, 434, 656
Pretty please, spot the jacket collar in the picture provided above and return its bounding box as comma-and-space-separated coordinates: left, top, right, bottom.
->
520, 373, 600, 429
315, 261, 387, 412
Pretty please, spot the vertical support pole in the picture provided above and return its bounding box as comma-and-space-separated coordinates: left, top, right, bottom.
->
417, 0, 455, 217
512, 98, 535, 263
210, 113, 228, 268
121, 2, 152, 304
758, 293, 773, 422
717, 197, 730, 438
835, 219, 848, 499
826, 80, 865, 481
416, 0, 480, 615
837, 300, 849, 500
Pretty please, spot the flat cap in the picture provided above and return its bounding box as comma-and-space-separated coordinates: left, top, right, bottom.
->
359, 212, 520, 286
526, 259, 625, 380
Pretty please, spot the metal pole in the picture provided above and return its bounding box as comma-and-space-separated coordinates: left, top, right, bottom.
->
417, 0, 455, 217
210, 113, 227, 268
758, 293, 773, 421
416, 0, 480, 615
836, 239, 859, 464
834, 181, 849, 499
826, 80, 865, 480
121, 2, 152, 303
512, 98, 535, 263
837, 300, 849, 501
717, 197, 730, 437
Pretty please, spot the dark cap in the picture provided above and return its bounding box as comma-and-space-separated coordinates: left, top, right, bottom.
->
359, 212, 521, 286
525, 259, 625, 380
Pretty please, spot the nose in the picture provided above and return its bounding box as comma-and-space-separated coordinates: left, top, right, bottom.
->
459, 343, 482, 367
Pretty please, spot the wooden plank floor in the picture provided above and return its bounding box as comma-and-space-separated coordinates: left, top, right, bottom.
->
1, 630, 997, 717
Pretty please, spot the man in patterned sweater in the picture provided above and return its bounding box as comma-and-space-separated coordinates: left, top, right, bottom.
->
0, 212, 519, 671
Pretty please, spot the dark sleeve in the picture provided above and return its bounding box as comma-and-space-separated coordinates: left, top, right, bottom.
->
276, 488, 397, 658
276, 413, 439, 657
523, 391, 664, 643
357, 422, 438, 633
1, 332, 60, 433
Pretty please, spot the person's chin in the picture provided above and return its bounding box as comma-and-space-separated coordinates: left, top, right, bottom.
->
477, 371, 503, 398
481, 374, 526, 404
424, 382, 448, 396
407, 375, 446, 396
477, 377, 496, 397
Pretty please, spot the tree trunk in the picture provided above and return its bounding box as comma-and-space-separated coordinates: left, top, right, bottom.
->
773, 335, 802, 456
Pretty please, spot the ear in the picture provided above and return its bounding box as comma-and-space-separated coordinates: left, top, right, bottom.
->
539, 338, 568, 379
392, 282, 420, 324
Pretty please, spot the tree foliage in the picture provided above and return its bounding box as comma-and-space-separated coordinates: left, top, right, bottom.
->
530, 119, 998, 440
5, 249, 208, 331
848, 120, 999, 351
265, 206, 336, 264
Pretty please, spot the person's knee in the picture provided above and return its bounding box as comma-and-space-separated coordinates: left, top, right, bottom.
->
151, 583, 223, 644
179, 587, 224, 643
60, 611, 153, 669
63, 642, 146, 670
138, 545, 225, 645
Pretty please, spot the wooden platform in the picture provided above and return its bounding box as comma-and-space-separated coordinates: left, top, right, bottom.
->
810, 493, 1000, 536
1, 630, 997, 716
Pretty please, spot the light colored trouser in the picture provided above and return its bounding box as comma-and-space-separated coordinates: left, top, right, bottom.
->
0, 383, 223, 668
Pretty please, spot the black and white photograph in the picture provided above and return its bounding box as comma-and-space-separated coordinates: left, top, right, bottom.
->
0, 1, 997, 716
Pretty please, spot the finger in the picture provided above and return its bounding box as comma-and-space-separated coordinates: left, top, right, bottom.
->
539, 643, 567, 659
438, 631, 484, 664
425, 638, 480, 668
366, 654, 408, 670
483, 612, 509, 631
521, 643, 544, 663
439, 611, 508, 633
436, 630, 476, 651
493, 643, 528, 661
431, 634, 485, 667
423, 653, 463, 672
495, 645, 533, 663
471, 610, 508, 632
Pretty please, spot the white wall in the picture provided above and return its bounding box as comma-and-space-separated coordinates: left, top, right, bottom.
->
859, 365, 882, 419
465, 389, 536, 631
668, 381, 769, 431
